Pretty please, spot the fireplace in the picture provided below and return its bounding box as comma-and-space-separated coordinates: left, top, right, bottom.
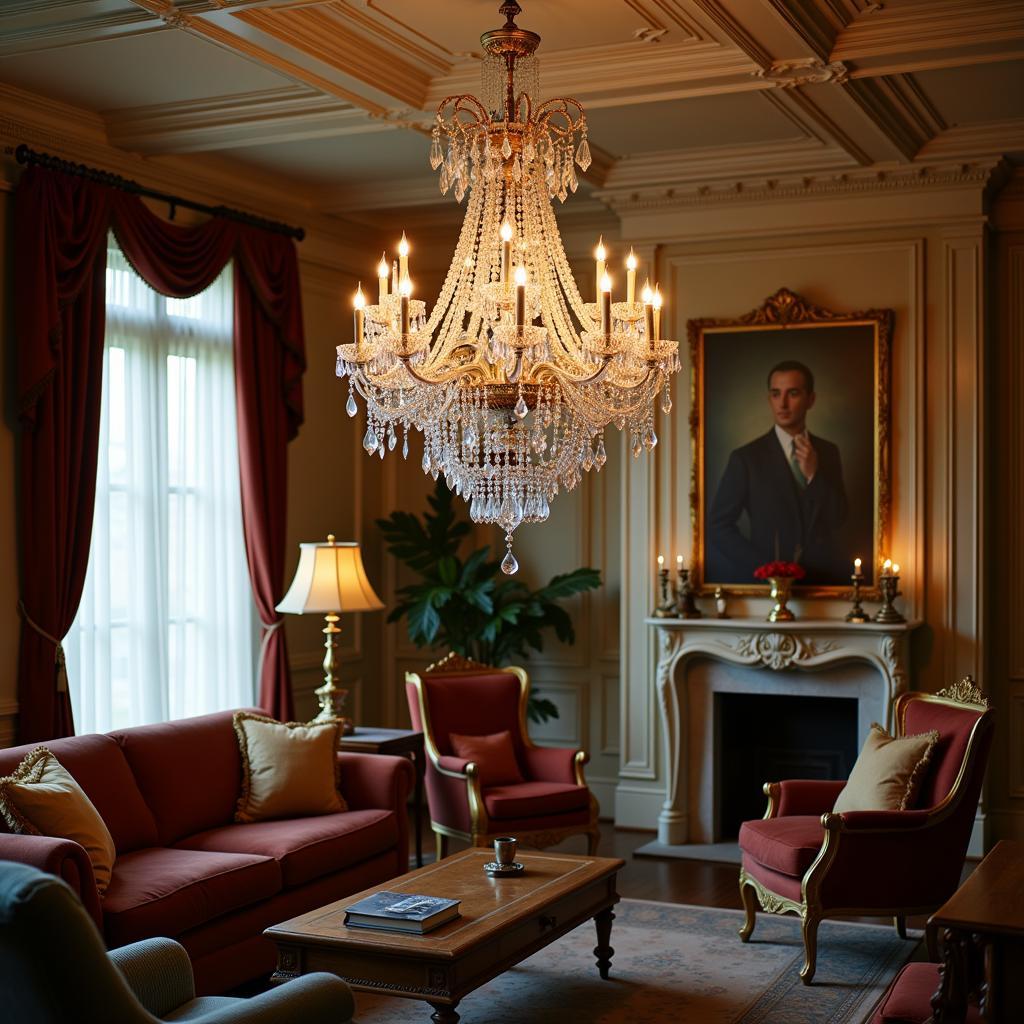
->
715, 692, 857, 840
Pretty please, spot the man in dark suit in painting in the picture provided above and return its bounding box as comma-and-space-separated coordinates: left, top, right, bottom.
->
708, 360, 848, 586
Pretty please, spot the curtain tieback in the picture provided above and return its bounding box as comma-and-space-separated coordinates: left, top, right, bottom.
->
18, 600, 68, 693
256, 619, 283, 690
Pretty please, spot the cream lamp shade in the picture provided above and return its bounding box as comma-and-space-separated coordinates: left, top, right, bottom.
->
276, 536, 383, 615
276, 536, 383, 730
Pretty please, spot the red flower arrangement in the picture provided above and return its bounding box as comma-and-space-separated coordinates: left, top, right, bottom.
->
754, 561, 806, 581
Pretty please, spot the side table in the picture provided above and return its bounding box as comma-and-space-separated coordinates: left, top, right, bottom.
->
929, 839, 1024, 1022
340, 727, 425, 867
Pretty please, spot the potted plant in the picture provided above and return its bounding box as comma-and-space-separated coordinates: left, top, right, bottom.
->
377, 481, 602, 723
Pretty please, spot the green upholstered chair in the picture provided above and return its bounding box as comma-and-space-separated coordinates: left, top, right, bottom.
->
0, 860, 354, 1024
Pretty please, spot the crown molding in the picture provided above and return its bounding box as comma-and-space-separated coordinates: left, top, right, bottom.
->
919, 119, 1024, 161
687, 0, 773, 69
763, 0, 846, 62
104, 85, 384, 155
594, 159, 1005, 214
839, 75, 944, 162
0, 0, 164, 56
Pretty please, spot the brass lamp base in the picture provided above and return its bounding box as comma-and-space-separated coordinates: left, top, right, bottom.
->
313, 613, 355, 734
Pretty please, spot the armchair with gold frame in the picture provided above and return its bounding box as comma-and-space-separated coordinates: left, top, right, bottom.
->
405, 653, 600, 859
737, 679, 994, 985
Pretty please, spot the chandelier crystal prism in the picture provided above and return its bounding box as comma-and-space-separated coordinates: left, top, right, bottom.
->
337, 1, 679, 573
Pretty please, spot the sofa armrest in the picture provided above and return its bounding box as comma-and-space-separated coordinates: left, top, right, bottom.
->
0, 833, 102, 928
109, 937, 195, 1016
833, 808, 932, 830
338, 752, 414, 811
771, 779, 847, 818
521, 745, 583, 784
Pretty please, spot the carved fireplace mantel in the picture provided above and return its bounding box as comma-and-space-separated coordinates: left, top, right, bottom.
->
647, 617, 924, 845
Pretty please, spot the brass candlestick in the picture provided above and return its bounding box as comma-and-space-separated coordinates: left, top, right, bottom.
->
874, 574, 905, 623
675, 567, 702, 619
845, 574, 869, 623
653, 567, 676, 617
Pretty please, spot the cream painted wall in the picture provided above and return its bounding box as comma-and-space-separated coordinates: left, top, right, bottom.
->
614, 169, 1007, 839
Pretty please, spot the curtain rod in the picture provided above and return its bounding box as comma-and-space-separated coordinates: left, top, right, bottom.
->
15, 144, 305, 242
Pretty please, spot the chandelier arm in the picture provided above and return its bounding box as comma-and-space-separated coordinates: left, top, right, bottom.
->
529, 356, 612, 387
533, 98, 586, 136
436, 94, 490, 126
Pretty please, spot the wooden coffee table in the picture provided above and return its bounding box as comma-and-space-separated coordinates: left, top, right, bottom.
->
265, 847, 625, 1023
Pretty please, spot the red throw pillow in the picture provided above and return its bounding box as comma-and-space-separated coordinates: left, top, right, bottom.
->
449, 730, 524, 787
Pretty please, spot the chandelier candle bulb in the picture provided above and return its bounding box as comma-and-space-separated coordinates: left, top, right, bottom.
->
377, 253, 389, 302
398, 233, 410, 285
882, 558, 892, 576
653, 287, 663, 341
600, 273, 612, 336
595, 237, 606, 300
501, 220, 513, 286
400, 278, 411, 337
626, 249, 637, 304
853, 557, 863, 578
353, 284, 365, 349
391, 259, 399, 296
514, 265, 527, 327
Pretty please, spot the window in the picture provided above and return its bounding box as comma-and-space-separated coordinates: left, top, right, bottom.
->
65, 238, 257, 733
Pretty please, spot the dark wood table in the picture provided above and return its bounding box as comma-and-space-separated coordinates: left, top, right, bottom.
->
929, 839, 1024, 1022
265, 847, 625, 1024
341, 727, 425, 867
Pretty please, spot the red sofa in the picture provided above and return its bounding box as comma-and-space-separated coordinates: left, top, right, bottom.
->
0, 708, 414, 994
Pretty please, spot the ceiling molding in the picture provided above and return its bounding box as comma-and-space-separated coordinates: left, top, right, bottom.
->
754, 57, 849, 88
424, 41, 760, 111
919, 119, 1024, 161
594, 158, 1004, 214
840, 75, 943, 162
834, 0, 1024, 70
103, 86, 383, 154
234, 5, 442, 109
687, 0, 773, 69
763, 0, 848, 62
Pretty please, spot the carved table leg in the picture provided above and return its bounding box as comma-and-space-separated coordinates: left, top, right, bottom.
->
429, 1000, 460, 1024
594, 906, 616, 979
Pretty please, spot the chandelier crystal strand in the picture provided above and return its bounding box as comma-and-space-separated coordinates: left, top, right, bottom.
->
336, 0, 679, 572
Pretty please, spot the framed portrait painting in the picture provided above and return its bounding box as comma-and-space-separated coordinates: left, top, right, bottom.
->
688, 288, 892, 597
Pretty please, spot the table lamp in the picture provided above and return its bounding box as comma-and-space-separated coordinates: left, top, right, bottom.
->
276, 535, 384, 732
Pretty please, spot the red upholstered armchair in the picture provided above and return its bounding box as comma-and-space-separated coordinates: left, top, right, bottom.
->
737, 679, 994, 985
406, 653, 600, 859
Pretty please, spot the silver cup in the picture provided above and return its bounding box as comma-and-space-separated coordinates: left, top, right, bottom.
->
493, 836, 518, 867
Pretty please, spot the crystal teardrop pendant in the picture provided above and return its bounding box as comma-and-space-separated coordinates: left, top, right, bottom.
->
345, 393, 358, 417
501, 535, 518, 575
576, 135, 592, 171
429, 131, 443, 170
661, 392, 673, 414
363, 425, 378, 453
514, 395, 528, 419
501, 135, 512, 160
402, 434, 409, 459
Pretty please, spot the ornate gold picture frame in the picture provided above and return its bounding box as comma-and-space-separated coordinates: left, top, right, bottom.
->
688, 288, 893, 597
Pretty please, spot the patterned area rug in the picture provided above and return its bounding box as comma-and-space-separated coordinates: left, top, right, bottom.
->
353, 899, 915, 1024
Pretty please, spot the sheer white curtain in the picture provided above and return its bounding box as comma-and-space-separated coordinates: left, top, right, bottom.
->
66, 238, 257, 733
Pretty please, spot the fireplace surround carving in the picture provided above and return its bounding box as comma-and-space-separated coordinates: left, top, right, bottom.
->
648, 617, 923, 845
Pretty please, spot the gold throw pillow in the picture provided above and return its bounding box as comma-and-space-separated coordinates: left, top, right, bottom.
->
833, 723, 940, 813
233, 712, 347, 823
0, 746, 117, 894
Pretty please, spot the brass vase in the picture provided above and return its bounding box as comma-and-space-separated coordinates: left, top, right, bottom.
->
767, 576, 795, 622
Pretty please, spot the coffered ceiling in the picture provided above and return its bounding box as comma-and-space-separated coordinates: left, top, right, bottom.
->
2, 0, 1023, 222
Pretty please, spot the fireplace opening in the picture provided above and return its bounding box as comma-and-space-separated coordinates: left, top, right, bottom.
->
715, 692, 858, 841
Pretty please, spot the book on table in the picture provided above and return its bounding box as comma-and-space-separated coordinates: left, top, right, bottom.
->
343, 891, 461, 934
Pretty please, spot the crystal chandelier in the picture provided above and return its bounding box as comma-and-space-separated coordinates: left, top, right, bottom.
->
337, 1, 679, 574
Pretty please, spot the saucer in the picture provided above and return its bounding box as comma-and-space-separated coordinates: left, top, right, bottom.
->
484, 861, 526, 877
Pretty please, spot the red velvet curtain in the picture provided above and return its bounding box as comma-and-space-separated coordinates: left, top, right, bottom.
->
15, 167, 304, 741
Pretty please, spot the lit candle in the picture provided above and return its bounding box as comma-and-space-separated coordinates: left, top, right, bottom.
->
657, 554, 664, 572
595, 236, 606, 300
642, 281, 654, 344
853, 557, 862, 577
882, 558, 892, 576
353, 283, 365, 350
676, 554, 683, 570
600, 273, 612, 336
626, 248, 637, 304
514, 265, 527, 327
501, 220, 513, 286
400, 277, 411, 336
398, 232, 410, 286
892, 563, 901, 577
653, 286, 663, 341
377, 252, 389, 302
391, 259, 399, 295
